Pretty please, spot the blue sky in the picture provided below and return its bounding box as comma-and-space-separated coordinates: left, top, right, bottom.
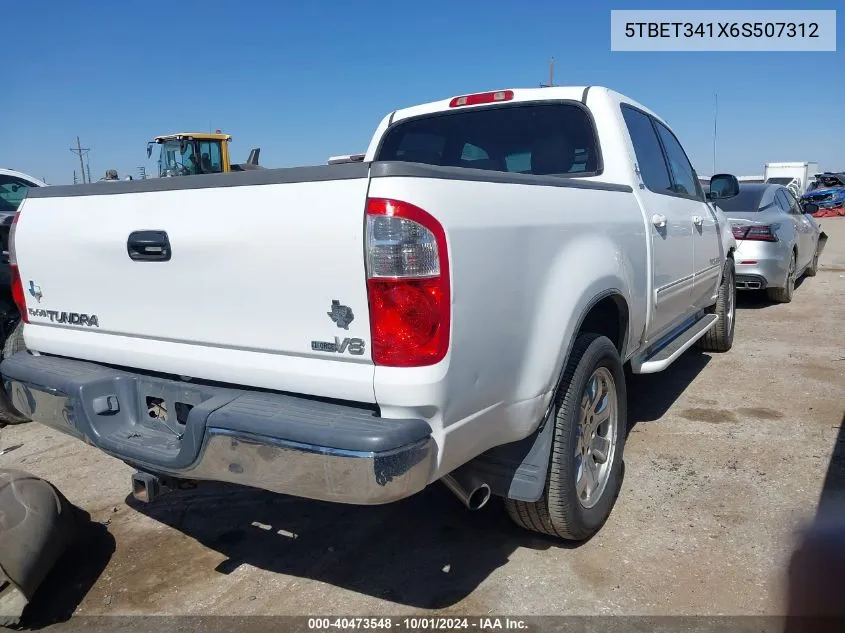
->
5, 0, 843, 184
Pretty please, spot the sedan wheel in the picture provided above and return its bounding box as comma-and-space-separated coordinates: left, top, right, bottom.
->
767, 251, 796, 304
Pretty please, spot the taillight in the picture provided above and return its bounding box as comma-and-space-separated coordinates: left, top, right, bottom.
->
366, 198, 450, 367
731, 224, 778, 242
449, 90, 514, 108
8, 211, 28, 322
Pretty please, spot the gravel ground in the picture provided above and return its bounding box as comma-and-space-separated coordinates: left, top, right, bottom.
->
1, 218, 843, 624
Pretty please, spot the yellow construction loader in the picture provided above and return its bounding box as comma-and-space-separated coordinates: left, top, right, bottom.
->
146, 132, 261, 177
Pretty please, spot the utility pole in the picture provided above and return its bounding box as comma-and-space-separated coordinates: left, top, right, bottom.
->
73, 170, 78, 185
712, 93, 718, 175
540, 57, 555, 88
86, 163, 92, 184
70, 136, 90, 184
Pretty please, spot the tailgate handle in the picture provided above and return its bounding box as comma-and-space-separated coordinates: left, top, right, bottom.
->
127, 230, 171, 262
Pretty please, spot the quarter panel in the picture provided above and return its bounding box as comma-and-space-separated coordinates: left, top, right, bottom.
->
367, 175, 646, 476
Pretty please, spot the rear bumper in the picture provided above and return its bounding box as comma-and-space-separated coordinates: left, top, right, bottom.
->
0, 352, 434, 505
734, 244, 789, 290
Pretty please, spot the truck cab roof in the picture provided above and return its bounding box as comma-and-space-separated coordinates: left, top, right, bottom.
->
153, 133, 232, 143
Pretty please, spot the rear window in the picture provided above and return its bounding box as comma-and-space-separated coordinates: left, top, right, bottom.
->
713, 187, 767, 212
377, 103, 600, 176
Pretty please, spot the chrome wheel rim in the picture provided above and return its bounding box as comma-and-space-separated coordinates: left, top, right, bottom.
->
575, 367, 618, 509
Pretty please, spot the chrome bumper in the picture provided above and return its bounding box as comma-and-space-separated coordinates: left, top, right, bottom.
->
2, 353, 434, 506
184, 430, 434, 504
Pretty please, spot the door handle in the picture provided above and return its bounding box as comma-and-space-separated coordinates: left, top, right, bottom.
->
652, 214, 667, 229
692, 215, 703, 226
127, 230, 171, 262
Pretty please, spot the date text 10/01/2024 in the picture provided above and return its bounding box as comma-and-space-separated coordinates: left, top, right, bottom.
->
307, 618, 529, 630
625, 22, 820, 39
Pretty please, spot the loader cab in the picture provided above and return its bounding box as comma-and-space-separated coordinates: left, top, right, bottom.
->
147, 133, 232, 177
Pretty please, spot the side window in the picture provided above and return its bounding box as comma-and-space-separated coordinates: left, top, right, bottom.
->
782, 189, 801, 214
621, 106, 672, 193
197, 141, 223, 173
654, 122, 701, 199
773, 190, 789, 213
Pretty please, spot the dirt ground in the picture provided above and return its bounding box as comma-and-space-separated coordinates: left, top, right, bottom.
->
2, 219, 844, 623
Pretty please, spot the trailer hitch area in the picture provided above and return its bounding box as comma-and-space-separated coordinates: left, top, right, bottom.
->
131, 471, 171, 503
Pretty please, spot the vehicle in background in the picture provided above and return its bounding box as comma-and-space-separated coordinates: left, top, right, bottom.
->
4, 86, 741, 542
764, 162, 820, 198
802, 172, 845, 217
712, 183, 826, 303
0, 168, 44, 424
147, 132, 262, 177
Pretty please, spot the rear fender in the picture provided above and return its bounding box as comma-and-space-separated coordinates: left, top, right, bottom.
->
462, 238, 635, 503
513, 235, 638, 408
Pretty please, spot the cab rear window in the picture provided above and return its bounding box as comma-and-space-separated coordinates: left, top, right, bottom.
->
377, 102, 601, 177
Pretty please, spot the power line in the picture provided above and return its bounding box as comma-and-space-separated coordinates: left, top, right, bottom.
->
70, 136, 90, 184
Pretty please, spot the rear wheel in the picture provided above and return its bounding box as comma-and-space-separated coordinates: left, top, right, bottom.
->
698, 258, 735, 352
804, 245, 820, 277
0, 320, 30, 425
767, 251, 796, 303
505, 333, 626, 541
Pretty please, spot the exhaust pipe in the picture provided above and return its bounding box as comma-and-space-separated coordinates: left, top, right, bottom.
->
441, 468, 491, 511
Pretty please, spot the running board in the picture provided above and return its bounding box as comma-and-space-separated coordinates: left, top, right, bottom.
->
631, 314, 719, 374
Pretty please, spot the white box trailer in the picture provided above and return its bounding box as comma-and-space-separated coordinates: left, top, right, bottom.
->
764, 162, 820, 197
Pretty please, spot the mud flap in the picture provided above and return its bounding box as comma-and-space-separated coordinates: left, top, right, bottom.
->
452, 406, 556, 503
0, 469, 85, 627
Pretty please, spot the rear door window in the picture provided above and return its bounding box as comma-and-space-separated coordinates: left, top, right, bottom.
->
377, 103, 600, 177
620, 106, 672, 193
653, 121, 703, 199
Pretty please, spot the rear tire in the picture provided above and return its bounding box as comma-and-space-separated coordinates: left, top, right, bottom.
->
767, 251, 796, 303
804, 246, 819, 277
0, 320, 30, 425
505, 333, 626, 541
697, 258, 735, 353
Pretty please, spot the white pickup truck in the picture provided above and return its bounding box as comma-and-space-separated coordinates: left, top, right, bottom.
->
2, 86, 740, 541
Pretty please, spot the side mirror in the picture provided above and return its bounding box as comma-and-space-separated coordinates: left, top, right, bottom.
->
706, 173, 740, 200
803, 202, 819, 214
146, 143, 153, 159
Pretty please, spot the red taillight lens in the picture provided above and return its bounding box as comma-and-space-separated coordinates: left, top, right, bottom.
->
731, 224, 778, 242
366, 198, 450, 367
8, 211, 28, 323
10, 264, 28, 323
449, 90, 514, 108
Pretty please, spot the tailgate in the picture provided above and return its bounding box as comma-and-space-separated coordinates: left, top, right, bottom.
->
14, 166, 376, 400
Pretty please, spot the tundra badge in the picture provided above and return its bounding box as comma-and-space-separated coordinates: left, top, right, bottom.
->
27, 308, 99, 328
